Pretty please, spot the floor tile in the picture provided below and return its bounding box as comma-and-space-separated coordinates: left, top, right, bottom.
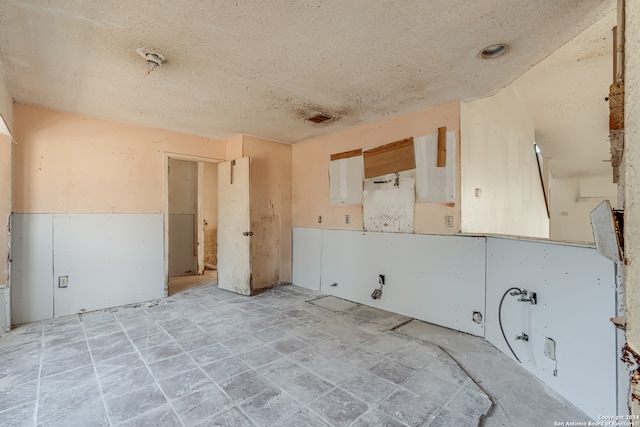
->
37, 399, 109, 427
427, 409, 477, 427
95, 352, 145, 379
88, 330, 130, 350
444, 387, 492, 418
272, 407, 330, 427
403, 370, 462, 406
256, 358, 309, 385
351, 407, 408, 427
222, 334, 264, 354
139, 342, 184, 364
130, 330, 173, 350
40, 350, 92, 378
174, 331, 217, 352
340, 371, 398, 405
361, 334, 408, 356
37, 380, 101, 423
201, 356, 251, 383
220, 370, 277, 403
117, 404, 182, 427
42, 328, 85, 348
307, 388, 368, 427
0, 284, 517, 426
0, 401, 36, 427
281, 371, 334, 405
158, 367, 214, 400
189, 343, 232, 366
426, 354, 471, 387
0, 360, 40, 390
388, 345, 436, 370
105, 383, 167, 423
91, 339, 137, 363
101, 366, 156, 398
41, 339, 88, 363
369, 359, 416, 385
240, 389, 301, 426
195, 406, 253, 427
147, 352, 198, 381
39, 364, 97, 397
237, 345, 283, 367
308, 359, 362, 384
252, 326, 290, 343
271, 336, 309, 354
378, 389, 440, 426
172, 385, 232, 425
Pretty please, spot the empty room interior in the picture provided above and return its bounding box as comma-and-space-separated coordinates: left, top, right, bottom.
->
2, 1, 640, 426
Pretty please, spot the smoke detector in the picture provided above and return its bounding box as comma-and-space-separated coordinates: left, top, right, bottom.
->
136, 48, 166, 74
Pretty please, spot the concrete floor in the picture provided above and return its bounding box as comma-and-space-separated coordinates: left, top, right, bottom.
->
0, 281, 588, 426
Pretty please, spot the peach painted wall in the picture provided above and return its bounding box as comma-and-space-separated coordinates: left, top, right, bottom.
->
13, 104, 227, 214
292, 101, 461, 234
0, 134, 11, 286
241, 135, 292, 288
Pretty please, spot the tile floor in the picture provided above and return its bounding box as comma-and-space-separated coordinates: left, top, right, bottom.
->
0, 283, 494, 426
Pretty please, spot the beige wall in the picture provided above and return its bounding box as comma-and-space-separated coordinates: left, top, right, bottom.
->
13, 104, 227, 214
0, 134, 10, 287
460, 85, 549, 238
0, 67, 12, 133
549, 174, 618, 243
292, 101, 461, 234
242, 135, 292, 289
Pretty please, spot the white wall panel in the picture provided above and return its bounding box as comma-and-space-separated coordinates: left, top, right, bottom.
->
320, 230, 486, 336
0, 286, 9, 332
11, 214, 54, 324
414, 131, 456, 202
53, 214, 164, 317
485, 237, 616, 420
292, 228, 323, 291
329, 156, 363, 205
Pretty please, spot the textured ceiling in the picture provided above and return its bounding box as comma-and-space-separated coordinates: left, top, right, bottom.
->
0, 0, 615, 144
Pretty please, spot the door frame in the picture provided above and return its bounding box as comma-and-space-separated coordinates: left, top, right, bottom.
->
163, 152, 223, 296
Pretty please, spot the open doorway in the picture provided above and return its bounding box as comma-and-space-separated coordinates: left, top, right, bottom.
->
166, 156, 218, 295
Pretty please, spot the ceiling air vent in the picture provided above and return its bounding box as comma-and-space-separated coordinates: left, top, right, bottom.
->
308, 114, 332, 123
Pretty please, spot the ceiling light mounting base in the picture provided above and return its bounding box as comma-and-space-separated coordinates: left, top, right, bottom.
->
136, 48, 166, 74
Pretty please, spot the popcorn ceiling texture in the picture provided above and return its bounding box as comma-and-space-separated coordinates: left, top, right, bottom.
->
0, 0, 614, 143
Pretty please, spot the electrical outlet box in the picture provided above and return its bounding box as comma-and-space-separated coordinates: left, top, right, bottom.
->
58, 276, 69, 288
545, 337, 556, 360
445, 216, 453, 227
345, 214, 350, 224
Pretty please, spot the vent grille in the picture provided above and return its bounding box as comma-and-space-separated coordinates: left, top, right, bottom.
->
308, 114, 332, 123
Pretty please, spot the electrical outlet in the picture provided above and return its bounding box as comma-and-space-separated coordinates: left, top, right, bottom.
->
545, 337, 556, 360
318, 215, 322, 223
445, 216, 453, 227
58, 276, 69, 288
345, 214, 350, 224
